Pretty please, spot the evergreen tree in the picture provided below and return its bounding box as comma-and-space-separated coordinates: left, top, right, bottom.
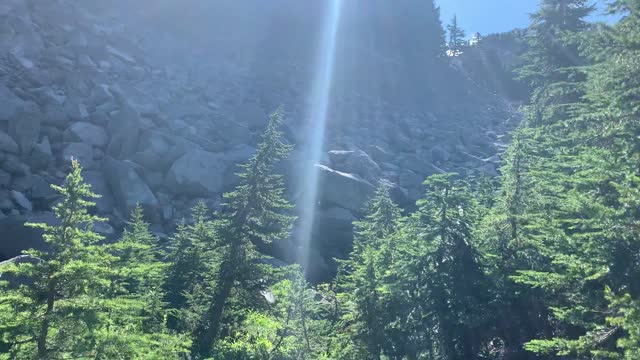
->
447, 15, 466, 55
0, 161, 113, 358
338, 184, 402, 359
192, 108, 295, 357
415, 174, 488, 359
97, 206, 189, 358
164, 201, 217, 331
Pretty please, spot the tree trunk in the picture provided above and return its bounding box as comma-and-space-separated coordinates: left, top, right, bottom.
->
37, 278, 55, 358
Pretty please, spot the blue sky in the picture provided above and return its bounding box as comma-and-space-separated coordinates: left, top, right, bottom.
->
436, 0, 616, 36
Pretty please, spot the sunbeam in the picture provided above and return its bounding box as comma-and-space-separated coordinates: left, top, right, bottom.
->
296, 0, 343, 273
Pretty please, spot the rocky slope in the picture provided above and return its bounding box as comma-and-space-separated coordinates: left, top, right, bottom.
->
0, 0, 521, 278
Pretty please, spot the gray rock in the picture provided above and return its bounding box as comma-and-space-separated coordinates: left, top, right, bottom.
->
398, 154, 443, 176
130, 130, 172, 171
29, 176, 57, 200
316, 164, 375, 212
0, 170, 10, 187
0, 192, 14, 211
64, 122, 108, 147
328, 149, 383, 184
82, 171, 115, 215
367, 145, 394, 163
430, 145, 450, 164
103, 157, 159, 221
64, 99, 90, 122
0, 131, 19, 154
11, 190, 32, 211
0, 84, 30, 122
8, 110, 41, 154
107, 94, 141, 159
29, 136, 53, 170
233, 102, 267, 130
42, 107, 70, 127
317, 207, 356, 230
165, 148, 227, 196
2, 154, 30, 175
63, 143, 96, 170
0, 213, 58, 260
93, 222, 115, 236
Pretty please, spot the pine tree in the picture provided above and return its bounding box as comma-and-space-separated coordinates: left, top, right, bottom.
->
164, 201, 217, 331
447, 15, 466, 55
338, 184, 402, 359
414, 174, 488, 359
0, 161, 114, 358
96, 206, 189, 358
192, 108, 295, 357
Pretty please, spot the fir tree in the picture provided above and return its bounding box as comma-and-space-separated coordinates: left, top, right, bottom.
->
97, 206, 189, 358
192, 108, 295, 357
338, 184, 402, 359
164, 201, 217, 331
447, 15, 466, 55
0, 161, 113, 358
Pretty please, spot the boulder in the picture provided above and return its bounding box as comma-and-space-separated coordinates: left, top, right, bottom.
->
0, 170, 10, 187
397, 154, 443, 176
10, 190, 32, 211
106, 90, 141, 159
328, 149, 383, 184
233, 101, 267, 130
103, 157, 159, 221
0, 84, 30, 122
82, 171, 115, 215
0, 212, 58, 260
42, 107, 70, 127
315, 164, 375, 212
64, 122, 108, 147
367, 144, 394, 163
29, 136, 53, 170
8, 110, 41, 154
430, 145, 450, 164
0, 130, 18, 154
2, 154, 30, 175
62, 142, 96, 170
27, 175, 57, 201
165, 148, 227, 196
317, 207, 356, 231
130, 130, 172, 171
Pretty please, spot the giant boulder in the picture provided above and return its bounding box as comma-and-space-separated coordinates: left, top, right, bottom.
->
164, 148, 227, 196
64, 122, 108, 147
315, 164, 375, 213
103, 157, 159, 220
328, 149, 383, 184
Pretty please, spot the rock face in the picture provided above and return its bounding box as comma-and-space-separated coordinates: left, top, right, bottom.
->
0, 0, 519, 277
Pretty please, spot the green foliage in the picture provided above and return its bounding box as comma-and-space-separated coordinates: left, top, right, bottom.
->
191, 108, 296, 358
447, 15, 466, 55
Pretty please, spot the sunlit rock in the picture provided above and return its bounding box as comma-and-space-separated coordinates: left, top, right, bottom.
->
315, 164, 375, 213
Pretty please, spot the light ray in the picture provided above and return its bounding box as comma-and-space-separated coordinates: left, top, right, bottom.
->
297, 0, 343, 273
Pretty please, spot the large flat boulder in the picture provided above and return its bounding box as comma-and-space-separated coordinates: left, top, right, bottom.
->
164, 148, 227, 196
103, 157, 159, 221
328, 149, 382, 184
315, 164, 375, 213
64, 122, 108, 147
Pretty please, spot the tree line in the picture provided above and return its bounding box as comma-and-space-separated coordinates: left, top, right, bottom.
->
2, 0, 640, 358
